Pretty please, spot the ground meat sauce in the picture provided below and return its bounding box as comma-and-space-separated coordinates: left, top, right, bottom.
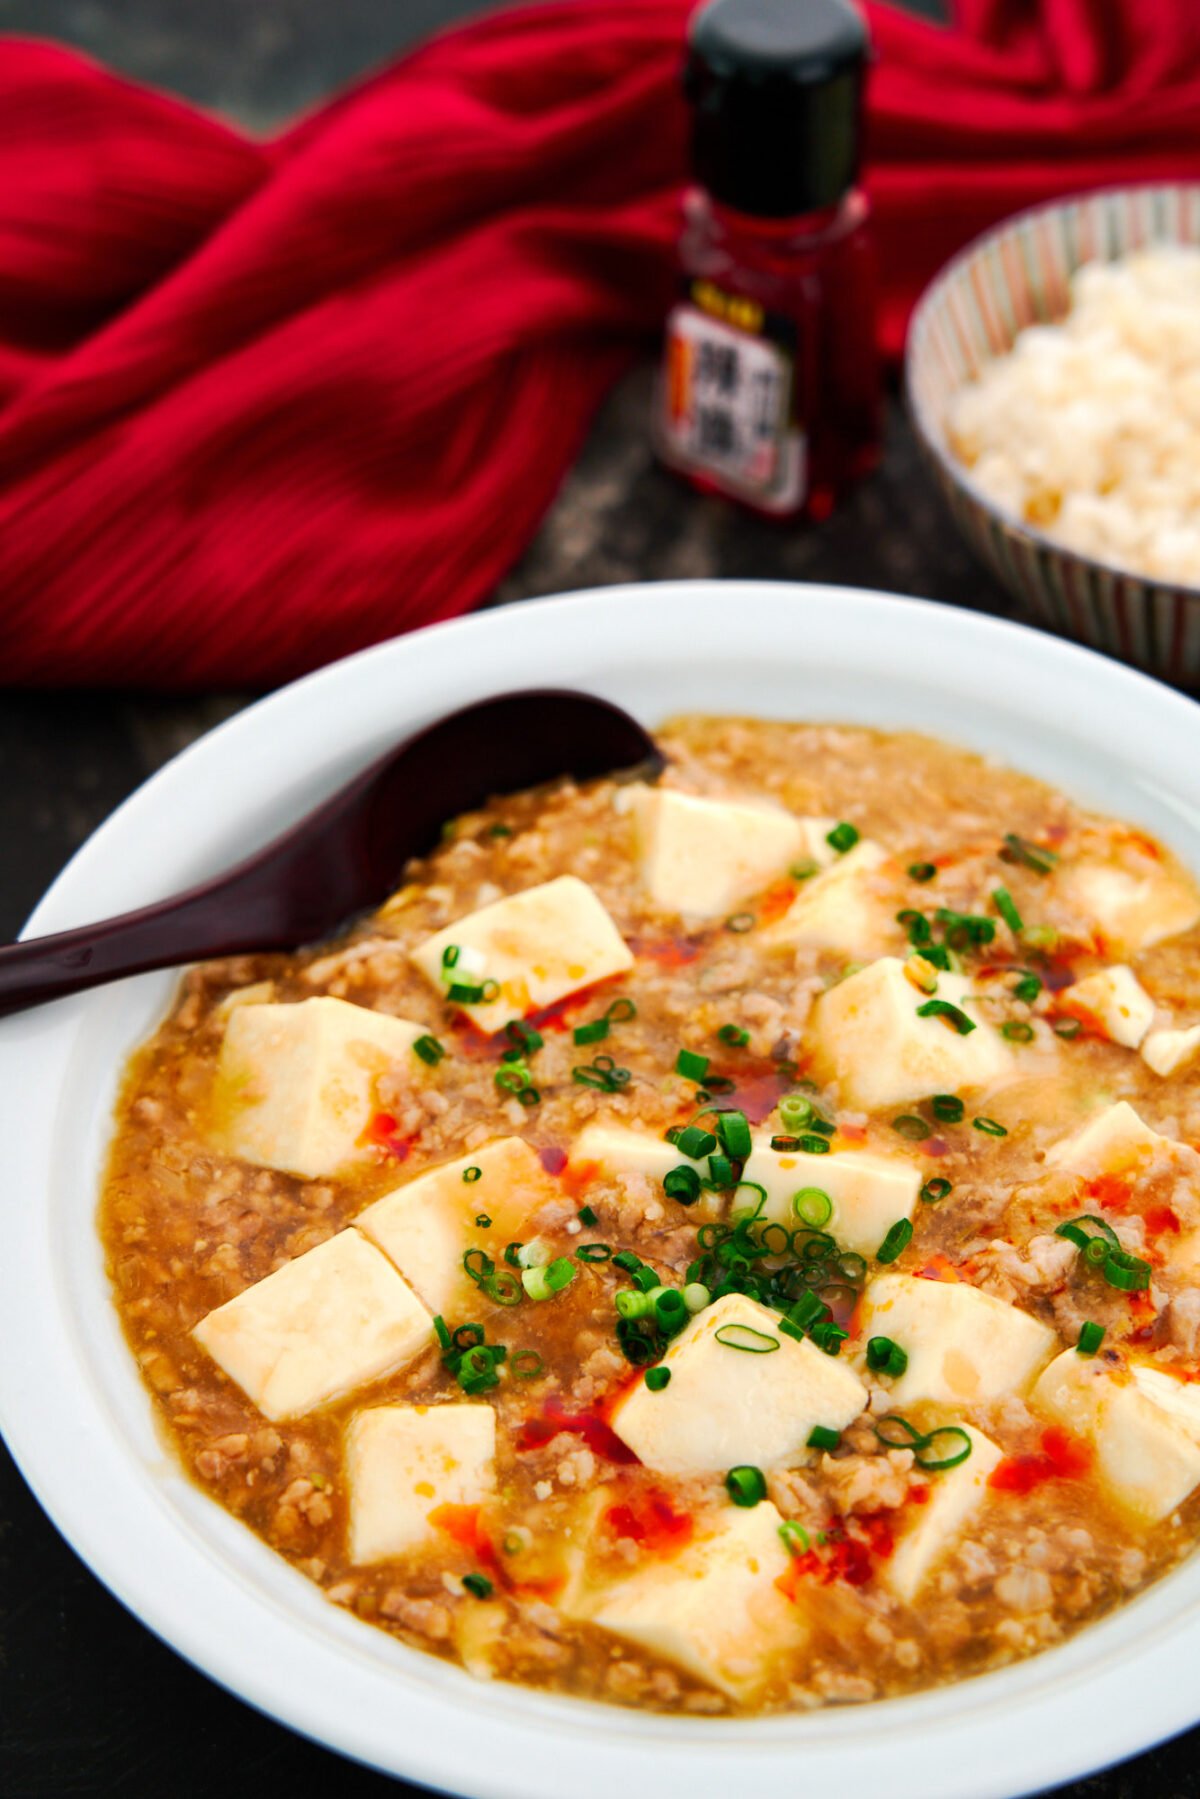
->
99, 718, 1200, 1714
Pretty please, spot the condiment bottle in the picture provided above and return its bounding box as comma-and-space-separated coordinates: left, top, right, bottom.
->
656, 0, 879, 520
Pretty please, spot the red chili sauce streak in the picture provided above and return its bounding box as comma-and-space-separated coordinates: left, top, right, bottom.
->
516, 1398, 639, 1464
360, 1112, 412, 1159
628, 934, 706, 969
989, 1426, 1093, 1495
777, 1510, 895, 1596
722, 1060, 794, 1124
604, 1491, 694, 1553
538, 1145, 569, 1176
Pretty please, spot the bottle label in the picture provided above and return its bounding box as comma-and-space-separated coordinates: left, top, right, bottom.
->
660, 281, 805, 509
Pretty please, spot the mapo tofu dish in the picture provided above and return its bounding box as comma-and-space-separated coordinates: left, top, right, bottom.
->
100, 716, 1200, 1713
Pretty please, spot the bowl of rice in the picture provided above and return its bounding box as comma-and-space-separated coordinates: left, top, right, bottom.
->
906, 185, 1200, 686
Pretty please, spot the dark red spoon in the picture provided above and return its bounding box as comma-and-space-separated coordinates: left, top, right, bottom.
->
0, 689, 662, 1018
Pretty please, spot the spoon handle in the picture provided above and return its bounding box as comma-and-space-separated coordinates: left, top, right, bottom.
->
0, 877, 291, 1019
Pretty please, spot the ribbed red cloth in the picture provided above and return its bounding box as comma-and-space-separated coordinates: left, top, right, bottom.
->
1, 0, 1199, 688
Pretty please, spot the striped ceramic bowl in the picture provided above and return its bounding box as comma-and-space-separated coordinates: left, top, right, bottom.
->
906, 184, 1200, 687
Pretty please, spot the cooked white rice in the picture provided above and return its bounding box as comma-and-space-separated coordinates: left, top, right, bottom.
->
947, 246, 1200, 585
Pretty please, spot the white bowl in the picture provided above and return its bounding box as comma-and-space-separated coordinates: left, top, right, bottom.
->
3, 580, 1200, 1798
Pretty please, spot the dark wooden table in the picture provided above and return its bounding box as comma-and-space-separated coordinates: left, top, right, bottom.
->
1, 5, 1198, 1796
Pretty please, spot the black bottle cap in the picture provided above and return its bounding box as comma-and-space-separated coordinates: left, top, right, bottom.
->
684, 0, 869, 219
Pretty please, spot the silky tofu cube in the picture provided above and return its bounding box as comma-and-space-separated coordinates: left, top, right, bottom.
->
1061, 855, 1200, 956
215, 996, 426, 1179
742, 1136, 921, 1258
1045, 1100, 1170, 1177
882, 1425, 1002, 1602
345, 1402, 495, 1565
193, 1230, 432, 1421
763, 841, 893, 956
807, 957, 1013, 1110
355, 1136, 555, 1315
610, 1293, 866, 1475
1033, 1349, 1200, 1523
567, 1122, 708, 1186
411, 876, 632, 1034
583, 1501, 803, 1701
1060, 965, 1156, 1049
624, 784, 817, 918
861, 1273, 1056, 1407
1142, 1025, 1200, 1078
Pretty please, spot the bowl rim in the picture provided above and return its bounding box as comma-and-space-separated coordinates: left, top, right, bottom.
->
4, 578, 1200, 1798
904, 179, 1200, 604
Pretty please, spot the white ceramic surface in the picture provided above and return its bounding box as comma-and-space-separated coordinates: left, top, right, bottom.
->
3, 581, 1200, 1799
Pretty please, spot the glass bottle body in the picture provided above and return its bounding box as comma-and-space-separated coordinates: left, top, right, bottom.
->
656, 186, 880, 521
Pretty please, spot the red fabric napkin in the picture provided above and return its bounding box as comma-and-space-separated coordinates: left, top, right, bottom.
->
2, 0, 1199, 689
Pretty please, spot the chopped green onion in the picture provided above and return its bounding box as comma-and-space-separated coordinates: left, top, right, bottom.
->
612, 1249, 642, 1274
892, 1114, 931, 1140
413, 1033, 446, 1066
572, 1056, 630, 1093
972, 1116, 1007, 1137
675, 1047, 710, 1083
992, 887, 1023, 934
922, 944, 953, 971
462, 1573, 493, 1599
545, 1257, 576, 1293
1054, 1017, 1082, 1040
792, 1187, 833, 1228
718, 1023, 751, 1047
1103, 1250, 1151, 1292
714, 1323, 780, 1354
503, 1241, 525, 1269
670, 1124, 718, 1160
807, 1425, 841, 1452
897, 908, 932, 946
1001, 833, 1058, 875
716, 1108, 752, 1160
432, 1314, 453, 1351
495, 1062, 530, 1094
447, 982, 486, 1005
809, 1319, 848, 1356
462, 1247, 494, 1285
578, 1204, 598, 1226
725, 912, 755, 933
725, 1465, 768, 1507
1002, 1020, 1035, 1043
606, 998, 637, 1023
483, 1270, 522, 1306
1077, 1322, 1105, 1356
779, 1094, 816, 1132
1056, 1215, 1119, 1252
474, 1213, 492, 1229
683, 1282, 711, 1313
462, 1166, 482, 1184
632, 1264, 660, 1293
920, 1177, 952, 1204
935, 907, 996, 950
908, 862, 937, 883
797, 1134, 831, 1155
1013, 973, 1042, 1003
770, 1134, 801, 1152
615, 1289, 652, 1320
644, 1366, 671, 1392
664, 1165, 702, 1206
488, 822, 513, 839
573, 1018, 609, 1046
789, 859, 819, 882
873, 1414, 925, 1449
915, 1426, 973, 1471
930, 1094, 964, 1124
916, 998, 976, 1036
576, 1243, 611, 1263
826, 822, 859, 854
654, 1290, 689, 1333
779, 1520, 811, 1554
866, 1335, 909, 1377
521, 1266, 553, 1301
705, 1152, 734, 1188
505, 1019, 543, 1055
512, 1349, 544, 1378
876, 1219, 914, 1264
